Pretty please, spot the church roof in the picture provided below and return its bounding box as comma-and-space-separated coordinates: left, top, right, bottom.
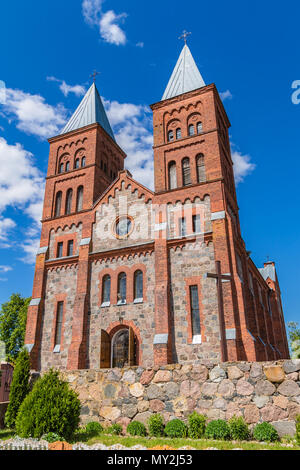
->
259, 264, 276, 282
162, 44, 206, 101
60, 83, 115, 141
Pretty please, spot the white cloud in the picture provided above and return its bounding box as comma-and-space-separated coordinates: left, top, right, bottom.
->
82, 0, 127, 46
0, 265, 12, 273
2, 88, 67, 138
0, 217, 16, 247
136, 42, 144, 48
47, 77, 86, 97
20, 238, 40, 265
220, 90, 233, 101
232, 149, 256, 184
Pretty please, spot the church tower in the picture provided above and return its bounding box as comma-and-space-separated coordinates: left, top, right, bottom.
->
25, 83, 126, 369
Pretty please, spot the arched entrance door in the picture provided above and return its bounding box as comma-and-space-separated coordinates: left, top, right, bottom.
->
110, 327, 136, 368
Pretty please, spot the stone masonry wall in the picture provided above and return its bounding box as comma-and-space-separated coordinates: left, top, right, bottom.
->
59, 359, 300, 437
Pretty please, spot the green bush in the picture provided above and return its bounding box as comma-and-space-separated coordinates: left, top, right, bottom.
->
15, 369, 81, 440
228, 416, 250, 441
204, 419, 231, 440
127, 421, 147, 436
164, 419, 187, 438
106, 423, 122, 435
148, 414, 164, 437
253, 422, 279, 442
42, 432, 64, 443
85, 421, 103, 436
188, 412, 206, 439
5, 349, 30, 429
296, 415, 300, 445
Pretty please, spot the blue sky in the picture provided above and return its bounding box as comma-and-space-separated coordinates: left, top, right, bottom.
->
0, 0, 299, 329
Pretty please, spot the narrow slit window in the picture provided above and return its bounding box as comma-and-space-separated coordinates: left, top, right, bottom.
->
54, 191, 62, 217
65, 189, 73, 215
180, 217, 187, 237
196, 154, 206, 183
117, 273, 127, 304
59, 162, 64, 174
168, 162, 177, 190
65, 161, 70, 172
197, 122, 203, 134
81, 157, 86, 167
190, 285, 201, 336
75, 158, 80, 169
176, 128, 181, 139
67, 240, 74, 257
167, 130, 174, 142
192, 214, 201, 233
57, 242, 63, 258
76, 186, 83, 212
182, 158, 191, 186
188, 124, 195, 136
102, 275, 111, 305
134, 270, 143, 301
54, 301, 64, 348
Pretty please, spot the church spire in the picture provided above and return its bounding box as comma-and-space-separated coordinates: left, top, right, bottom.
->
162, 44, 206, 101
60, 82, 115, 141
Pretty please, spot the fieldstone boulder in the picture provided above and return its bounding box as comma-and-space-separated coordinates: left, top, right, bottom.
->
134, 411, 152, 426
107, 369, 122, 382
104, 384, 117, 399
264, 366, 285, 383
244, 404, 260, 424
137, 400, 150, 413
163, 382, 179, 400
213, 398, 227, 410
180, 380, 201, 398
286, 372, 299, 381
149, 399, 165, 412
190, 364, 209, 382
250, 363, 263, 380
209, 366, 226, 383
273, 395, 289, 409
227, 366, 243, 381
253, 395, 269, 409
116, 417, 131, 435
153, 370, 172, 383
217, 379, 235, 398
122, 370, 136, 384
129, 383, 144, 398
272, 420, 296, 438
201, 382, 218, 397
254, 380, 276, 396
226, 402, 243, 420
287, 402, 300, 419
100, 406, 121, 422
140, 369, 154, 385
277, 380, 300, 397
283, 360, 300, 374
146, 384, 164, 400
260, 405, 288, 422
122, 403, 138, 419
236, 379, 254, 396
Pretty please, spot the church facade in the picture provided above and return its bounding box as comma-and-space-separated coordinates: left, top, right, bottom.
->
25, 45, 289, 371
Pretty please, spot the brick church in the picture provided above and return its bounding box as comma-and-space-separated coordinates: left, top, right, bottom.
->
25, 44, 289, 371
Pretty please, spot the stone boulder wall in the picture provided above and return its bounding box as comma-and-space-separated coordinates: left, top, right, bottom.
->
58, 360, 300, 438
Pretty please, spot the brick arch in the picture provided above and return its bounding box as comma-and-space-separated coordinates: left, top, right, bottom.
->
106, 320, 142, 365
74, 147, 86, 169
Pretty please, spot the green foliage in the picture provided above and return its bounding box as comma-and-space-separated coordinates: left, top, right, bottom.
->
0, 294, 30, 363
188, 412, 206, 439
15, 369, 80, 440
228, 416, 250, 441
148, 413, 164, 437
296, 415, 300, 445
127, 421, 147, 437
164, 419, 188, 438
42, 432, 64, 443
5, 349, 30, 429
253, 422, 279, 442
105, 423, 122, 435
287, 322, 300, 358
85, 422, 103, 436
204, 419, 231, 441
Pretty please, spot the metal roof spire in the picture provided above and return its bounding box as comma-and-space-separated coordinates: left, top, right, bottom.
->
60, 81, 115, 141
162, 36, 206, 101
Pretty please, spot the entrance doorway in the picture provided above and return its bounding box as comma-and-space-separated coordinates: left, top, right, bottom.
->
100, 326, 137, 368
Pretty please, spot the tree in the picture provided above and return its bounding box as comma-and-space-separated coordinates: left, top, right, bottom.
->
5, 348, 30, 429
0, 294, 30, 363
287, 322, 300, 359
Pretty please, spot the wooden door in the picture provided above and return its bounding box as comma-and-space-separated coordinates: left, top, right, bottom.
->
128, 327, 135, 366
100, 329, 111, 368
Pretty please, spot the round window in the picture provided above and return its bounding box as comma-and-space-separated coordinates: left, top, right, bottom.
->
114, 216, 133, 238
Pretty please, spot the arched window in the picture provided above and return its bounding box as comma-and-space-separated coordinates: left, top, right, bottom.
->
54, 191, 62, 217
134, 270, 143, 302
117, 273, 127, 304
167, 130, 174, 142
168, 161, 177, 190
176, 128, 181, 139
65, 188, 73, 215
76, 186, 84, 212
81, 157, 86, 167
188, 124, 195, 136
75, 158, 80, 169
102, 275, 111, 305
197, 122, 203, 134
196, 154, 206, 183
58, 162, 64, 174
65, 161, 70, 172
182, 158, 191, 186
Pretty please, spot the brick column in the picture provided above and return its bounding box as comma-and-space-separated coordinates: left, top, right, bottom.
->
24, 247, 48, 370
67, 238, 91, 370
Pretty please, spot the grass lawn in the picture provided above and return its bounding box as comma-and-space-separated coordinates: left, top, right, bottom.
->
0, 429, 16, 441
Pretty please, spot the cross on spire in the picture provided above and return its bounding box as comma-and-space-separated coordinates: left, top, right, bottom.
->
90, 70, 100, 83
179, 30, 192, 45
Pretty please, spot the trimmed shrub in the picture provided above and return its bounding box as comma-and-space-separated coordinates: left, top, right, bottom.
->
148, 414, 164, 437
296, 415, 300, 445
127, 421, 147, 437
42, 432, 64, 443
204, 419, 231, 441
106, 423, 122, 435
5, 349, 30, 429
188, 412, 206, 439
253, 422, 279, 442
85, 421, 103, 436
164, 419, 187, 438
228, 416, 250, 441
15, 369, 81, 440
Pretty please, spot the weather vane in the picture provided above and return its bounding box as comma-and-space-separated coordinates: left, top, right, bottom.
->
179, 30, 192, 45
90, 70, 100, 83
